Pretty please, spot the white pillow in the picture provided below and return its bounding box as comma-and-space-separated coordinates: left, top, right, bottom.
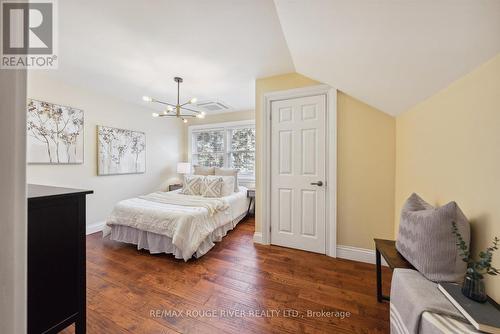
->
200, 176, 223, 198
193, 165, 215, 175
181, 175, 203, 195
214, 167, 239, 192
219, 176, 235, 197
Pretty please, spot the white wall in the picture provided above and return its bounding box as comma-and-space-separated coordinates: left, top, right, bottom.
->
0, 69, 27, 334
27, 72, 185, 228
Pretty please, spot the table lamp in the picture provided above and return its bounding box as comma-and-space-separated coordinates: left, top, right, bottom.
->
177, 162, 192, 175
169, 162, 191, 191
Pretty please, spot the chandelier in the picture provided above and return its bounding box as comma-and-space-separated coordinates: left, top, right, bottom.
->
142, 77, 205, 123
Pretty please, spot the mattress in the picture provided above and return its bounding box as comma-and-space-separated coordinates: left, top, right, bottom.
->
104, 186, 249, 261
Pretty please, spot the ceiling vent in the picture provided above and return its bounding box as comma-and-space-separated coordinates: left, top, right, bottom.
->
195, 101, 232, 113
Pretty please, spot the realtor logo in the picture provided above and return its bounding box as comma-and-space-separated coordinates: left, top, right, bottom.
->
1, 0, 57, 69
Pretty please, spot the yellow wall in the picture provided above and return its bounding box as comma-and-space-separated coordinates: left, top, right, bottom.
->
395, 54, 500, 302
338, 92, 395, 249
255, 73, 396, 249
255, 56, 500, 297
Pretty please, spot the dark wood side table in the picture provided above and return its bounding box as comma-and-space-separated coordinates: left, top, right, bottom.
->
169, 184, 183, 191
247, 189, 255, 216
374, 238, 414, 303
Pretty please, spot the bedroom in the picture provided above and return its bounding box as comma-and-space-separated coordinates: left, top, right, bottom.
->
1, 1, 500, 334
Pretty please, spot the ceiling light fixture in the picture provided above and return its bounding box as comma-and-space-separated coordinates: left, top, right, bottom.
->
142, 77, 204, 122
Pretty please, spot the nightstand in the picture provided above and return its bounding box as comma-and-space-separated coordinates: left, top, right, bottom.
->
247, 189, 255, 216
168, 184, 183, 192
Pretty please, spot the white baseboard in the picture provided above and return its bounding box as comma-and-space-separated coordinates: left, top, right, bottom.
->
253, 236, 388, 266
253, 232, 263, 244
336, 245, 388, 266
86, 221, 105, 235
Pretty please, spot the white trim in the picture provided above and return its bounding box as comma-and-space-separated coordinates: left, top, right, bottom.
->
336, 245, 388, 266
86, 221, 105, 235
188, 119, 255, 131
253, 232, 263, 244
261, 84, 337, 257
0, 69, 27, 334
326, 88, 337, 257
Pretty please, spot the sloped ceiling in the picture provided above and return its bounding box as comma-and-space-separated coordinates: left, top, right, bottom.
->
274, 0, 500, 115
39, 1, 500, 115
44, 0, 294, 112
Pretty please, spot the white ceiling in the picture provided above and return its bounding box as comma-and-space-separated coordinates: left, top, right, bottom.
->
42, 1, 500, 115
46, 0, 294, 112
274, 0, 500, 115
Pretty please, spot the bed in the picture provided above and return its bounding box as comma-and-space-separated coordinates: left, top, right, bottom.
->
103, 186, 249, 261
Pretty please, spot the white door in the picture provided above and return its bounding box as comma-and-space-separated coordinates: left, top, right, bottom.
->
270, 94, 326, 253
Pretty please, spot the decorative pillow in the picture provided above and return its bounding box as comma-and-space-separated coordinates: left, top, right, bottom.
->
396, 193, 470, 283
219, 176, 235, 197
193, 166, 215, 176
181, 175, 203, 195
200, 176, 223, 198
214, 167, 239, 192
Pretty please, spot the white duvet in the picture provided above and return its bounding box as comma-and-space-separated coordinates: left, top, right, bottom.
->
104, 187, 248, 260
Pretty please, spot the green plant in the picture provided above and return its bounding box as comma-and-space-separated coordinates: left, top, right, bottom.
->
452, 221, 499, 279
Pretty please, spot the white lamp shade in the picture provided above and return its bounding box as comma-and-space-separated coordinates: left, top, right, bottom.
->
176, 162, 191, 174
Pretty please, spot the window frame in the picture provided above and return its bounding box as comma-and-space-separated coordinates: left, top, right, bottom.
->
188, 120, 256, 181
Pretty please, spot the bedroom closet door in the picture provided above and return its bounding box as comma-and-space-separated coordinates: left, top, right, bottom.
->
270, 94, 326, 254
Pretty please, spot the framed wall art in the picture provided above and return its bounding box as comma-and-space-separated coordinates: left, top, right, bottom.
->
27, 99, 84, 164
97, 125, 146, 175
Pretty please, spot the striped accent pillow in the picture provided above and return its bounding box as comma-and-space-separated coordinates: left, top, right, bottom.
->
200, 176, 223, 198
396, 193, 470, 282
181, 175, 203, 195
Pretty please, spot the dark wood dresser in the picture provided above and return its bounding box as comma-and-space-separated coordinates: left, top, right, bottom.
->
28, 184, 93, 334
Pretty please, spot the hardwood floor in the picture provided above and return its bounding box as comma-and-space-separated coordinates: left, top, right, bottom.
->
61, 218, 392, 334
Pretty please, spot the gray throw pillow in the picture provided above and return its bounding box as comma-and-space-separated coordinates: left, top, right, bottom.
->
396, 193, 470, 283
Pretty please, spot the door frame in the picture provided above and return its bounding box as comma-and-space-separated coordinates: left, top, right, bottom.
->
261, 84, 337, 257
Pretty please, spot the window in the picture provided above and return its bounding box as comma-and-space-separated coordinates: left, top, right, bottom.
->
190, 121, 255, 179
192, 129, 225, 167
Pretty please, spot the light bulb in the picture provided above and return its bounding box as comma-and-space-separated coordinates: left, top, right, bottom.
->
189, 97, 197, 104
142, 96, 153, 102
162, 110, 168, 115
196, 114, 205, 119
183, 119, 188, 123
152, 112, 159, 117
167, 105, 174, 112
201, 111, 206, 116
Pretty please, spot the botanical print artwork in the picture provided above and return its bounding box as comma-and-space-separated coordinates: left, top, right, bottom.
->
27, 99, 84, 164
97, 126, 146, 175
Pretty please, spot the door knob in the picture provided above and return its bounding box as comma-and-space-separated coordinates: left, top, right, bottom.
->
310, 181, 323, 186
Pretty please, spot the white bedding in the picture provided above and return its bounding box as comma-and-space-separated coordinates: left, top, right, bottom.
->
104, 186, 249, 261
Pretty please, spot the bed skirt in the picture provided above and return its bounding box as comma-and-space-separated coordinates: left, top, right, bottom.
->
106, 212, 248, 260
